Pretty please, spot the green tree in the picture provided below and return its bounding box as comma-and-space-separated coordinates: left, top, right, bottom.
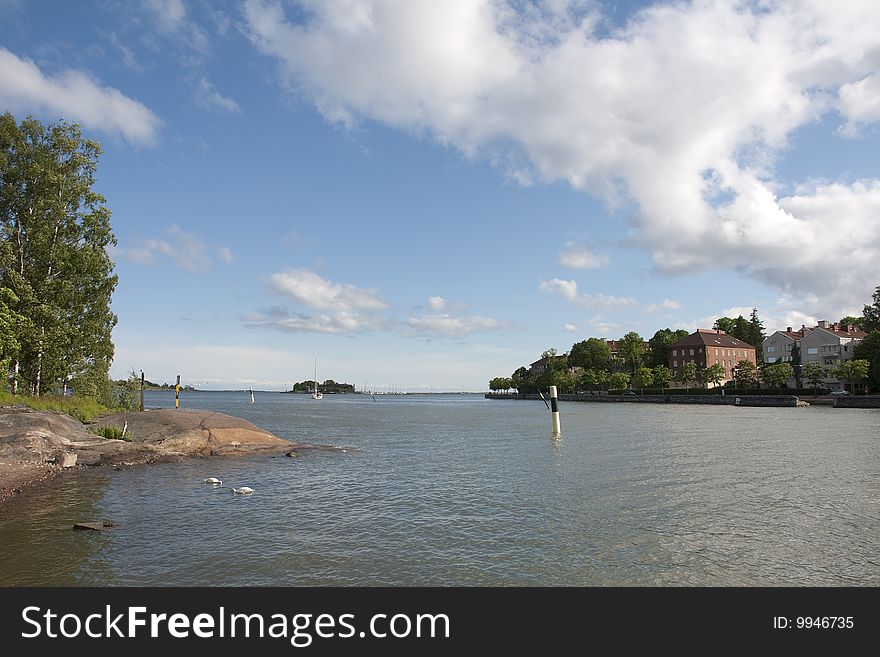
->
802, 362, 826, 390
853, 333, 880, 393
702, 362, 726, 388
647, 328, 689, 369
0, 287, 25, 386
618, 331, 645, 375
632, 366, 654, 389
713, 315, 750, 342
713, 317, 736, 335
860, 286, 880, 333
733, 360, 759, 388
838, 315, 864, 330
832, 359, 870, 392
608, 372, 629, 390
747, 308, 766, 359
652, 365, 673, 391
764, 363, 794, 388
0, 113, 118, 396
577, 368, 599, 392
551, 369, 575, 394
510, 366, 530, 393
568, 338, 612, 372
678, 361, 697, 392
790, 343, 802, 387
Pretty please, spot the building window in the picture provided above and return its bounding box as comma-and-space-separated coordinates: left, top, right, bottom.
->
672, 350, 677, 356
807, 347, 818, 355
690, 349, 694, 356
767, 346, 776, 352
673, 360, 678, 367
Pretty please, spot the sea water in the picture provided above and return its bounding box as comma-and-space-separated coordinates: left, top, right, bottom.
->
0, 391, 877, 586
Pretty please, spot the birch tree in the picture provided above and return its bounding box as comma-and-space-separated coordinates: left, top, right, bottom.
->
0, 113, 117, 396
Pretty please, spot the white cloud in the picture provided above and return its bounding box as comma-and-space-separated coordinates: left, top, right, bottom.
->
0, 47, 161, 146
403, 313, 502, 337
564, 322, 578, 333
145, 0, 209, 53
268, 269, 389, 311
243, 306, 381, 335
559, 242, 607, 269
195, 77, 241, 113
217, 246, 235, 264
428, 295, 446, 310
243, 0, 880, 309
539, 278, 634, 308
114, 225, 232, 272
646, 299, 681, 313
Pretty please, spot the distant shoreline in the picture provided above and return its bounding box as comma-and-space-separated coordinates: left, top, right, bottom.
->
485, 392, 880, 408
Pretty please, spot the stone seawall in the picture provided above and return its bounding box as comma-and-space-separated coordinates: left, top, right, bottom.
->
834, 396, 880, 408
485, 393, 801, 407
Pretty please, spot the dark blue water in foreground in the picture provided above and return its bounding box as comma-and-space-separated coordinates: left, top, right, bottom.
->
1, 391, 877, 585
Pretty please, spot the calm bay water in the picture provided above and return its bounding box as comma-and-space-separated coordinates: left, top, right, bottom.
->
1, 391, 878, 586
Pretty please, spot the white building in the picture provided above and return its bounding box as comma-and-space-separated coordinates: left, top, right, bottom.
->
763, 321, 867, 390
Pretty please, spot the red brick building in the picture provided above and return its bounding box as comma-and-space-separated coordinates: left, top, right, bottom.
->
668, 329, 757, 387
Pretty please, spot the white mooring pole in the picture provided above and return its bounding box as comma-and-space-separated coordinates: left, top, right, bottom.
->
549, 385, 561, 435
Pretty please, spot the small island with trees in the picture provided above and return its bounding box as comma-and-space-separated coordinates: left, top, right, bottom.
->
283, 380, 356, 394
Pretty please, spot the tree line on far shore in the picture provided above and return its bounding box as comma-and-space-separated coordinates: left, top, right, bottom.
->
490, 298, 880, 394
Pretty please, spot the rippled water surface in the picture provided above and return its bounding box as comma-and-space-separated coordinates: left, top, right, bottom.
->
1, 391, 878, 585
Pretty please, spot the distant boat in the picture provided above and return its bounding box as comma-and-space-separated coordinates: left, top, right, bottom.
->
312, 353, 323, 400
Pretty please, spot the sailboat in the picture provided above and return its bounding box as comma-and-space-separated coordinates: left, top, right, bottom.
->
312, 353, 323, 400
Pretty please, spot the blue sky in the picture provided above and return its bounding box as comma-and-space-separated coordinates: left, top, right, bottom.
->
2, 0, 879, 390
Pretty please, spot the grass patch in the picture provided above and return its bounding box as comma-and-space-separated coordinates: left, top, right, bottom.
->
0, 391, 111, 423
88, 425, 129, 441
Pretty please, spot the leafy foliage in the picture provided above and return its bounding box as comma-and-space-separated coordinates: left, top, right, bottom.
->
0, 113, 117, 397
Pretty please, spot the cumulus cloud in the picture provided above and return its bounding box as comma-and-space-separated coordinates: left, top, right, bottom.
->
268, 269, 389, 311
403, 313, 502, 337
243, 0, 880, 309
243, 306, 381, 335
564, 322, 578, 333
559, 242, 607, 269
113, 225, 232, 272
428, 295, 446, 310
0, 47, 161, 146
539, 278, 634, 308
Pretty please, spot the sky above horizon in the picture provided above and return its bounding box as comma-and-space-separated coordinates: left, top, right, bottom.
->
2, 0, 879, 391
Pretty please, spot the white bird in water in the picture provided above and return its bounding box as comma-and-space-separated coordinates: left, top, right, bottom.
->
203, 477, 222, 485
232, 486, 254, 495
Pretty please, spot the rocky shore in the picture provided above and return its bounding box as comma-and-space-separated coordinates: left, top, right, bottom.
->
0, 406, 319, 504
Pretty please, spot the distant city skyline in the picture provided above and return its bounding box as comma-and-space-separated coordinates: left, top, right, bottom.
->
2, 1, 878, 390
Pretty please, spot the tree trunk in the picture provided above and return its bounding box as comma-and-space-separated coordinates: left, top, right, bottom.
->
34, 327, 44, 397
10, 360, 18, 395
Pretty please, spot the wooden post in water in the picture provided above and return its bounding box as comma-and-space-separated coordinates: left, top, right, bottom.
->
139, 370, 145, 412
549, 385, 561, 435
175, 375, 180, 409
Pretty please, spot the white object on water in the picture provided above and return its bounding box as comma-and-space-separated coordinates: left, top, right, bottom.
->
312, 353, 323, 400
203, 477, 222, 485
232, 486, 254, 495
249, 387, 255, 403
549, 385, 561, 436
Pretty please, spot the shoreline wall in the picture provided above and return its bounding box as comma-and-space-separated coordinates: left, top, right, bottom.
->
486, 393, 800, 407
486, 392, 880, 408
